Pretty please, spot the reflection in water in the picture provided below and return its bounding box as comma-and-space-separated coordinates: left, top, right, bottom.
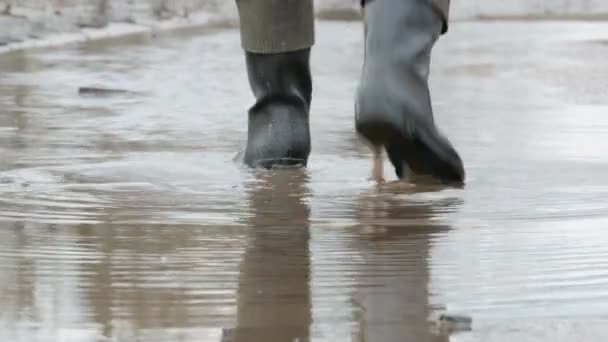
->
74, 221, 243, 341
0, 222, 34, 330
347, 187, 455, 342
224, 170, 312, 341
76, 225, 113, 339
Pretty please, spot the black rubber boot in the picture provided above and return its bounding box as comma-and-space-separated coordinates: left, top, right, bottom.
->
243, 49, 312, 168
356, 0, 465, 184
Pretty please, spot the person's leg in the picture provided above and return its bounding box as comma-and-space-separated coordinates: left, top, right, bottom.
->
235, 0, 315, 168
355, 0, 465, 184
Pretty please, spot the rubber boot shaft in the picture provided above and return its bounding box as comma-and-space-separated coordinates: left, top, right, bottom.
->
362, 0, 450, 34
356, 0, 464, 183
243, 49, 312, 168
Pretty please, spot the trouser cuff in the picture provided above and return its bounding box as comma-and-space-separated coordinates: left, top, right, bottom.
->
236, 0, 315, 54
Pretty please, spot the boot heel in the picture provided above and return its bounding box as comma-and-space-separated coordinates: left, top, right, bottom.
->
355, 112, 400, 147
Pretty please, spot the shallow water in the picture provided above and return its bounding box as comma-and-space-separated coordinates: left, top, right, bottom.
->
1, 20, 608, 341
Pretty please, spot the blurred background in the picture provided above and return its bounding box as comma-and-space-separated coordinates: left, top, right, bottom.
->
2, 0, 608, 48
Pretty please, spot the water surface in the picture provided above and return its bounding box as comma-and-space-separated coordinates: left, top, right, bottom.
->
1, 20, 608, 341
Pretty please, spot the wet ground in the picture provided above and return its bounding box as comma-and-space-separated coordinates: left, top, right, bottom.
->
1, 20, 608, 341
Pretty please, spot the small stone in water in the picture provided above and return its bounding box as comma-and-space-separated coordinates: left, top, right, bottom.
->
78, 86, 132, 96
439, 313, 472, 331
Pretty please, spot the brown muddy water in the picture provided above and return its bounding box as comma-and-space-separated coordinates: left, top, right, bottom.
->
1, 20, 608, 342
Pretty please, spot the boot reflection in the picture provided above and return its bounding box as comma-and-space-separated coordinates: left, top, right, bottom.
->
348, 187, 459, 342
224, 169, 312, 342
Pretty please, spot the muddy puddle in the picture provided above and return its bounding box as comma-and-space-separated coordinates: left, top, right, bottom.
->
1, 20, 608, 341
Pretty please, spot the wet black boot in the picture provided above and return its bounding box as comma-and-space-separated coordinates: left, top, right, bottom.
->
234, 0, 315, 168
356, 0, 465, 184
242, 49, 312, 168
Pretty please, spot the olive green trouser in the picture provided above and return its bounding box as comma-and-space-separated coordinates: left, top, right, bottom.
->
235, 0, 451, 54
